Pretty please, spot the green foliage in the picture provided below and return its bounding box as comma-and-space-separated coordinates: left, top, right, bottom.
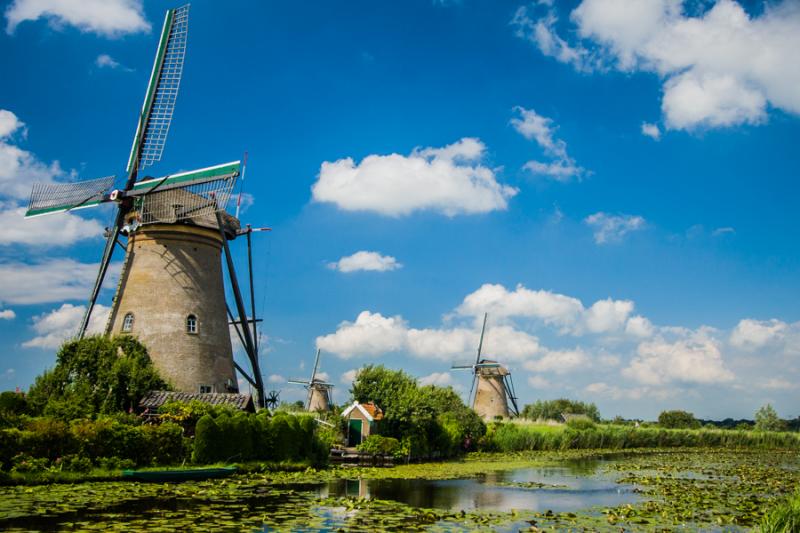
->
26, 336, 168, 419
566, 417, 597, 430
658, 410, 701, 429
520, 399, 601, 422
191, 410, 325, 465
761, 490, 800, 533
483, 422, 800, 452
349, 365, 486, 459
357, 435, 402, 457
0, 391, 28, 416
755, 404, 786, 432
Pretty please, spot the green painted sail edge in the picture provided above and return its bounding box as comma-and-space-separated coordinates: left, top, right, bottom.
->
125, 8, 175, 175
25, 200, 103, 219
131, 161, 241, 192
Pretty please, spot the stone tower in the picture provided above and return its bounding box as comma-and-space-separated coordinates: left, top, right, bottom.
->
105, 220, 238, 394
473, 361, 511, 420
307, 383, 332, 412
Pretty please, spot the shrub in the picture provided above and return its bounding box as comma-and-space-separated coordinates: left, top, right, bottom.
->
193, 414, 222, 464
357, 435, 401, 457
521, 399, 601, 422
755, 404, 786, 432
658, 410, 700, 429
566, 418, 597, 430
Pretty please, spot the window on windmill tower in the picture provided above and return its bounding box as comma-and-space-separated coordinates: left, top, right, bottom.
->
186, 314, 198, 334
122, 313, 134, 332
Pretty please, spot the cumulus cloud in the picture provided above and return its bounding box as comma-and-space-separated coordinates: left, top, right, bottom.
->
340, 368, 359, 385
527, 375, 552, 388
267, 374, 285, 384
456, 283, 637, 336
311, 138, 517, 216
0, 110, 25, 139
0, 206, 104, 246
23, 302, 109, 349
524, 347, 590, 374
624, 328, 735, 385
95, 53, 132, 71
327, 251, 402, 273
511, 106, 586, 181
584, 212, 646, 244
0, 259, 120, 305
5, 0, 150, 36
317, 310, 541, 362
418, 372, 454, 387
641, 122, 661, 140
729, 318, 787, 350
0, 309, 15, 319
513, 0, 800, 130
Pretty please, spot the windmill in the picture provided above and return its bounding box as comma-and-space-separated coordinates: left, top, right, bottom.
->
289, 349, 334, 412
265, 390, 280, 410
451, 313, 519, 420
23, 5, 267, 407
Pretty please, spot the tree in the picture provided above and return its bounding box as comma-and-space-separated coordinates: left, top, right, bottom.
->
658, 410, 700, 429
27, 336, 168, 419
755, 404, 786, 432
521, 399, 601, 422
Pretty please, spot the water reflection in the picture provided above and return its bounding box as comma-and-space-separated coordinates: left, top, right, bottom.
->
315, 461, 640, 513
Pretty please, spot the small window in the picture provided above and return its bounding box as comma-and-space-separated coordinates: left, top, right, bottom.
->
122, 313, 134, 332
186, 314, 197, 334
199, 385, 212, 394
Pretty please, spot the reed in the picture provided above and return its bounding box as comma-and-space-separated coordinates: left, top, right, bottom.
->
760, 491, 800, 533
485, 423, 800, 452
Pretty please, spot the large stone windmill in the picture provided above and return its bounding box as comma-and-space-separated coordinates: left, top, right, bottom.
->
289, 349, 334, 412
452, 313, 520, 420
24, 5, 266, 407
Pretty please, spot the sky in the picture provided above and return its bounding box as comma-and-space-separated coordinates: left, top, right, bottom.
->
0, 0, 798, 420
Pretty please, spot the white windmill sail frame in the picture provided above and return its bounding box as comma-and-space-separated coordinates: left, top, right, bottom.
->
25, 175, 116, 218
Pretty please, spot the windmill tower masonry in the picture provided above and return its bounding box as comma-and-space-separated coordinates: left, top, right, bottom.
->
452, 313, 520, 420
23, 6, 267, 406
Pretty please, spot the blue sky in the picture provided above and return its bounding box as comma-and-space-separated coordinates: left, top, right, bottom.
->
0, 0, 798, 420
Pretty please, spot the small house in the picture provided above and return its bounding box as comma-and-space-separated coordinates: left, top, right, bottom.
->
341, 401, 383, 447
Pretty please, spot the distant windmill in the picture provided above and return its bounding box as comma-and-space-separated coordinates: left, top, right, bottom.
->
23, 5, 267, 407
289, 349, 334, 412
265, 390, 280, 410
451, 313, 519, 419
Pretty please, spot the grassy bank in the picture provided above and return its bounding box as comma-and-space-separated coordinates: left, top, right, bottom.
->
761, 490, 800, 533
485, 421, 800, 452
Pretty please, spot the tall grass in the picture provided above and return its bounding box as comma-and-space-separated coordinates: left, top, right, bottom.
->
761, 491, 800, 532
485, 423, 800, 452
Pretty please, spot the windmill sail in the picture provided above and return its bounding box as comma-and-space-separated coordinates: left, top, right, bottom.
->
127, 4, 190, 174
25, 176, 116, 218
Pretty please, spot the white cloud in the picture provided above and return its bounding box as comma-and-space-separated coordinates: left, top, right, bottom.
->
0, 206, 104, 246
641, 122, 661, 140
267, 374, 285, 384
456, 283, 635, 336
511, 107, 586, 181
311, 137, 517, 217
712, 226, 735, 237
0, 110, 25, 139
0, 309, 15, 319
0, 130, 65, 200
418, 371, 454, 387
0, 259, 120, 305
316, 311, 408, 358
624, 328, 735, 385
625, 315, 655, 338
759, 378, 793, 390
95, 53, 131, 71
524, 347, 590, 374
340, 368, 359, 385
515, 0, 800, 130
23, 302, 109, 349
327, 251, 402, 273
584, 212, 646, 244
527, 374, 552, 388
729, 318, 787, 350
6, 0, 150, 36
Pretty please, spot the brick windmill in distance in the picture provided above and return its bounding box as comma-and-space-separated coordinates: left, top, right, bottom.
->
451, 313, 520, 420
23, 5, 267, 407
289, 349, 334, 412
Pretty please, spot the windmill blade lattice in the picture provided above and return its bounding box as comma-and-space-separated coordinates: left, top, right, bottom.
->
26, 176, 116, 218
127, 5, 190, 173
137, 174, 237, 225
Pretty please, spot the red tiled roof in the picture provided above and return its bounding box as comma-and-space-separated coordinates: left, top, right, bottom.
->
361, 401, 384, 420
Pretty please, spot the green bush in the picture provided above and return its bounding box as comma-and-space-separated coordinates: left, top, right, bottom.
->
520, 399, 601, 422
755, 404, 787, 432
357, 435, 401, 457
658, 410, 701, 429
566, 418, 597, 430
193, 414, 222, 464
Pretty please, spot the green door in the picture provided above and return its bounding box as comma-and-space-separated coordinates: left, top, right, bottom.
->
348, 419, 363, 447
